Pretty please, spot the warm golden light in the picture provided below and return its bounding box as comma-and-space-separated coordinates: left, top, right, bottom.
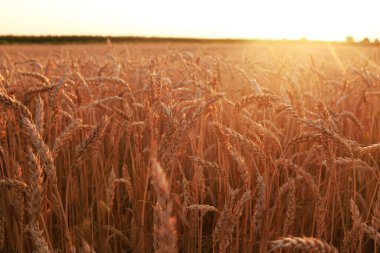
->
0, 0, 378, 41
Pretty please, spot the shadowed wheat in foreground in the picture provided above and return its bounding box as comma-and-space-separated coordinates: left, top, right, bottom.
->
0, 43, 380, 252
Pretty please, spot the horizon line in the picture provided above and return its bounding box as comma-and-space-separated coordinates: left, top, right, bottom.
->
0, 34, 378, 44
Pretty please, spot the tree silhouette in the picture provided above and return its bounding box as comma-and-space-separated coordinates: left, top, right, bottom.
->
346, 36, 354, 44
360, 37, 371, 45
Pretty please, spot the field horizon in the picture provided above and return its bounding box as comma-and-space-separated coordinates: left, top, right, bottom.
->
1, 35, 379, 46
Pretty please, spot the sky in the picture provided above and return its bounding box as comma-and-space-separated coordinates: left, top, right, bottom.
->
0, 0, 379, 42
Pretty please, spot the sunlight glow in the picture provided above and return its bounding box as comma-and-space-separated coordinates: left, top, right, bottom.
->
327, 44, 345, 72
0, 0, 379, 41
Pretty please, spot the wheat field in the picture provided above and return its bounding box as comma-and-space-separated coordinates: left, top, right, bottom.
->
0, 42, 380, 253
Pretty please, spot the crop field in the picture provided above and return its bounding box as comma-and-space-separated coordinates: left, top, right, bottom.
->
0, 42, 380, 253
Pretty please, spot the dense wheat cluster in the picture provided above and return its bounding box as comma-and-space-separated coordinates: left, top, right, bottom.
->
0, 42, 380, 253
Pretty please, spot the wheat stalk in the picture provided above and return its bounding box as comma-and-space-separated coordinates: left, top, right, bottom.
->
150, 158, 178, 253
0, 91, 32, 119
269, 236, 338, 253
19, 71, 51, 85
213, 189, 251, 252
25, 147, 44, 222
74, 116, 111, 164
25, 222, 50, 253
0, 216, 4, 251
106, 168, 116, 210
253, 175, 266, 235
52, 120, 81, 158
0, 178, 28, 191
23, 84, 57, 104
283, 179, 295, 234
34, 96, 45, 136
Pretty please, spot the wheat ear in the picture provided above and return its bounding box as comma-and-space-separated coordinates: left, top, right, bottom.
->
150, 158, 178, 253
269, 236, 338, 253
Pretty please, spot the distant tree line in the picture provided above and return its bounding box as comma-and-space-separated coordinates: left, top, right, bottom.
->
346, 36, 380, 46
0, 35, 221, 44
0, 36, 240, 44
0, 35, 107, 44
0, 35, 379, 45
